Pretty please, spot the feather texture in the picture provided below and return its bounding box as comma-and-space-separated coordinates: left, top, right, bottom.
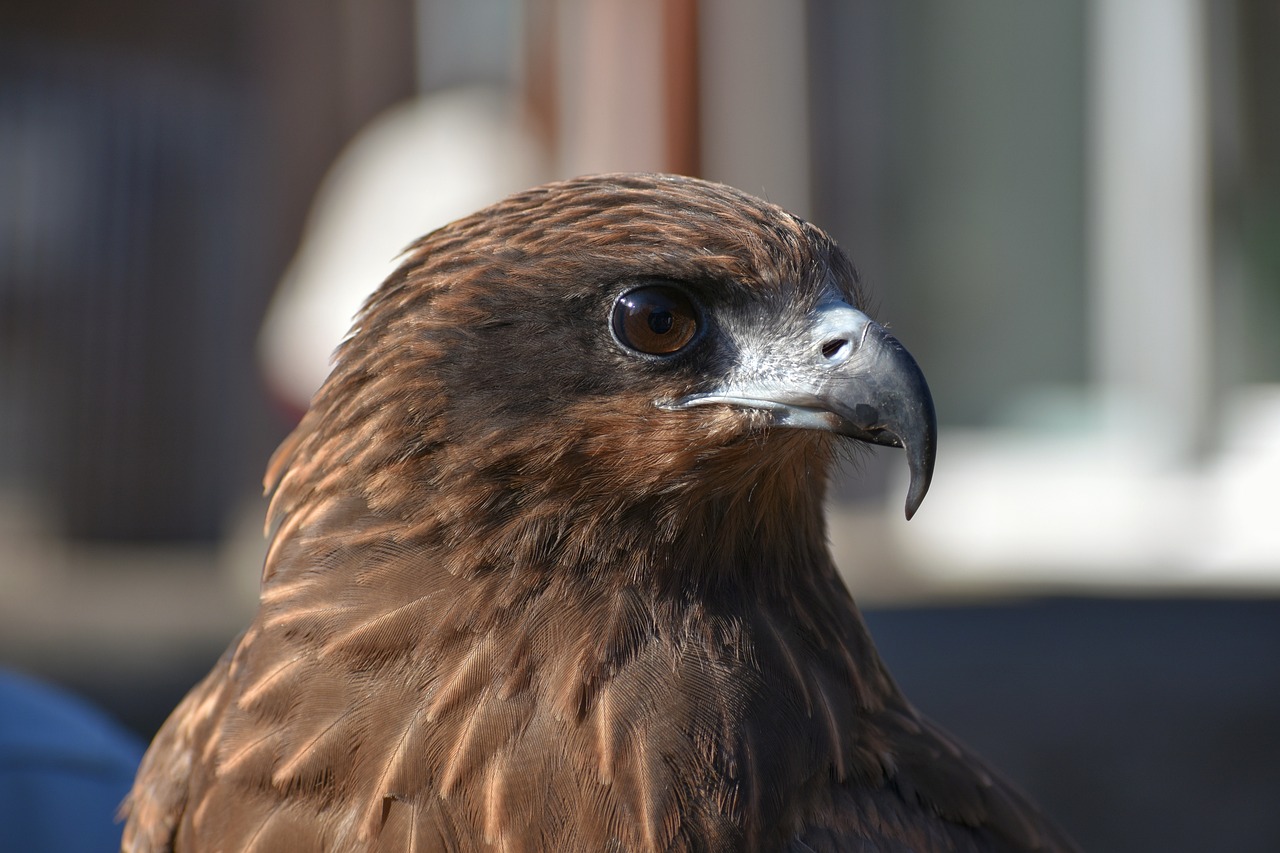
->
123, 173, 1078, 852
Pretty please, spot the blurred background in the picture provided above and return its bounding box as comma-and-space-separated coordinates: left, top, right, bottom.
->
1, 1, 1278, 850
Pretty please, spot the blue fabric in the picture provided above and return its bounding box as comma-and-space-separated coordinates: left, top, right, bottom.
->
0, 669, 143, 853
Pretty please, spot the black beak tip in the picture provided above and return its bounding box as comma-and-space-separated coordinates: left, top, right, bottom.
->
897, 398, 937, 521
885, 335, 937, 521
904, 468, 930, 520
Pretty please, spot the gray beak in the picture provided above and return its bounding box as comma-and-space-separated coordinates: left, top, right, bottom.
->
671, 300, 937, 519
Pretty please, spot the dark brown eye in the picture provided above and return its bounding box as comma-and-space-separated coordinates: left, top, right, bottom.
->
611, 286, 700, 356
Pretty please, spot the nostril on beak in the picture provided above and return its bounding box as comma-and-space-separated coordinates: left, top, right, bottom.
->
821, 338, 851, 361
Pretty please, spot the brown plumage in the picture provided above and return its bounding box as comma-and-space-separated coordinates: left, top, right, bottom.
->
123, 173, 1078, 852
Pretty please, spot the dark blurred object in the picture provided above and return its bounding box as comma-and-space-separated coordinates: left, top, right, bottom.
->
0, 1, 415, 541
0, 668, 143, 853
866, 597, 1280, 853
0, 42, 258, 541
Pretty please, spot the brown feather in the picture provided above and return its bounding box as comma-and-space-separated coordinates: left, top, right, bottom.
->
123, 173, 1078, 853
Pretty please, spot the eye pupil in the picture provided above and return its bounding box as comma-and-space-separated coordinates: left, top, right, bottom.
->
649, 311, 674, 335
612, 285, 700, 356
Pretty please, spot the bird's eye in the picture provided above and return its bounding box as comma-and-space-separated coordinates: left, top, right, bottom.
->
611, 286, 700, 356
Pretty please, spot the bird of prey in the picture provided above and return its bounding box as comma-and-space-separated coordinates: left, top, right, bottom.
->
123, 173, 1078, 852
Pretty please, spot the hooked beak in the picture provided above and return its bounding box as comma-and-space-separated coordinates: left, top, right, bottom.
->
670, 300, 937, 519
